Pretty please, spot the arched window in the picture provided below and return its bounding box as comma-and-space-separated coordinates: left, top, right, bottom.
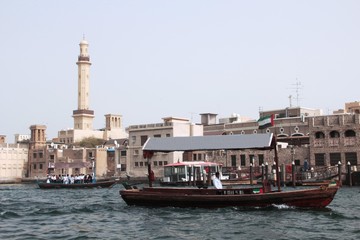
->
315, 131, 325, 139
292, 133, 304, 137
330, 131, 340, 138
345, 130, 356, 137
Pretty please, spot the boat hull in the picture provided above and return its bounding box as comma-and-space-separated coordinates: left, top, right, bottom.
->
120, 185, 339, 208
38, 180, 117, 189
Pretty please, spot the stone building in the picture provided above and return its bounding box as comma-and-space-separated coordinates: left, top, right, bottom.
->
28, 125, 47, 178
200, 105, 360, 174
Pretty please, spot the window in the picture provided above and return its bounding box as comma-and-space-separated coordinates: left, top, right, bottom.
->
33, 153, 37, 158
345, 152, 357, 166
164, 161, 168, 165
140, 135, 148, 146
135, 162, 139, 167
159, 161, 163, 166
140, 162, 143, 167
345, 130, 356, 137
258, 154, 264, 166
193, 154, 197, 161
39, 152, 43, 158
39, 164, 43, 169
154, 134, 161, 138
315, 153, 325, 166
315, 132, 325, 139
154, 161, 158, 166
249, 155, 255, 164
134, 150, 139, 155
50, 155, 54, 160
198, 154, 202, 161
231, 155, 236, 167
33, 164, 36, 169
240, 155, 246, 166
120, 164, 126, 171
166, 134, 171, 137
120, 150, 126, 157
330, 131, 340, 138
295, 159, 300, 166
330, 153, 341, 166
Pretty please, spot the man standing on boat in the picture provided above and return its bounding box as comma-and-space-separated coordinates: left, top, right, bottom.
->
213, 172, 223, 189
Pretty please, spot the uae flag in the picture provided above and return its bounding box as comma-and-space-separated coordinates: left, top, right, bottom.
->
257, 115, 274, 129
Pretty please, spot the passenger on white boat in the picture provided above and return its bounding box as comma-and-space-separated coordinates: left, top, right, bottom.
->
213, 172, 223, 189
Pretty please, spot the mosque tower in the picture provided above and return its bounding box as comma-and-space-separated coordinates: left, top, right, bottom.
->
72, 39, 94, 130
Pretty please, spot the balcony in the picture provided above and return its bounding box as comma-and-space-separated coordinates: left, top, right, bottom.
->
313, 139, 325, 147
344, 137, 356, 146
328, 138, 340, 147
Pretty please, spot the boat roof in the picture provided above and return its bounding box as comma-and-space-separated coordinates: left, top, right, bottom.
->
164, 161, 221, 167
143, 133, 274, 152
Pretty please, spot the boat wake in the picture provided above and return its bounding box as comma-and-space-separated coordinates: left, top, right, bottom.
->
271, 204, 295, 210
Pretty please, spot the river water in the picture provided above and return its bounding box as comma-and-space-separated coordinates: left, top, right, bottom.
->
0, 183, 359, 240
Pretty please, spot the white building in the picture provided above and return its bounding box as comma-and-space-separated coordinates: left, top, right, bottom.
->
0, 142, 28, 183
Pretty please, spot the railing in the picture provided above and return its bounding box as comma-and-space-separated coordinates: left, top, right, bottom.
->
344, 137, 356, 146
128, 122, 173, 130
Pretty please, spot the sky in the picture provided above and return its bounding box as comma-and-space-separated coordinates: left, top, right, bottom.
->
1, 0, 360, 141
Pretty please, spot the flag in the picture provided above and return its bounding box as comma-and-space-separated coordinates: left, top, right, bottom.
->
257, 115, 274, 129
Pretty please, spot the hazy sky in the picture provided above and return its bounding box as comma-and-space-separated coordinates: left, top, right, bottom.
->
1, 1, 360, 140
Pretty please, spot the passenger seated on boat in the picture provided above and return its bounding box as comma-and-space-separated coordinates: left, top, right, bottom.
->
79, 174, 85, 183
213, 172, 223, 189
46, 175, 51, 183
88, 174, 93, 183
84, 174, 92, 183
70, 175, 75, 184
51, 175, 57, 183
63, 174, 70, 184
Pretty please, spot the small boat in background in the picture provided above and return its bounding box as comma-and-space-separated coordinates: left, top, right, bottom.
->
38, 180, 117, 189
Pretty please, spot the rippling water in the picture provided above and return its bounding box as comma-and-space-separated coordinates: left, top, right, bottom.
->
0, 184, 359, 240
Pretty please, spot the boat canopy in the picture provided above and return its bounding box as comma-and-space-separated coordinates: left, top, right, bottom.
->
143, 133, 275, 152
164, 161, 221, 167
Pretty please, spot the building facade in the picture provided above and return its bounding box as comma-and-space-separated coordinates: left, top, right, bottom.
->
127, 117, 203, 178
0, 142, 28, 183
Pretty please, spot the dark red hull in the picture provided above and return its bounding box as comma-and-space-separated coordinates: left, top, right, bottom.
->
38, 180, 117, 189
120, 184, 339, 208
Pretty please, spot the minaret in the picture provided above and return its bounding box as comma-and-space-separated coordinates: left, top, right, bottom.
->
72, 39, 94, 130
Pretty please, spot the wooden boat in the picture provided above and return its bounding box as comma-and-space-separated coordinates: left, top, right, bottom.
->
38, 180, 117, 189
119, 133, 340, 208
120, 181, 339, 208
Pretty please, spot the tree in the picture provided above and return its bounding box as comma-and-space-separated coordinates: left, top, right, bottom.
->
75, 137, 104, 148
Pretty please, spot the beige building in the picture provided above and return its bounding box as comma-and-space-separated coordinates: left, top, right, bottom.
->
127, 117, 203, 178
0, 142, 28, 183
58, 39, 127, 144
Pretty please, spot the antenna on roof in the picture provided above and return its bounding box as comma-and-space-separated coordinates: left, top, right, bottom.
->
290, 80, 303, 107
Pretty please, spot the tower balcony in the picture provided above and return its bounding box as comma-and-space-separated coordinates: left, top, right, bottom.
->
78, 56, 90, 61
73, 109, 94, 115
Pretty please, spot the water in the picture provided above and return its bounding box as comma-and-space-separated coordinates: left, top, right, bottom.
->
0, 184, 359, 240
